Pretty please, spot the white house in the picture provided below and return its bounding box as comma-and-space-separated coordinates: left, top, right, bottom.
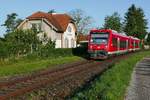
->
17, 11, 77, 48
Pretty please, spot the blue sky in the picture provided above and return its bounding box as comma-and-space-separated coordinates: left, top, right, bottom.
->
0, 0, 150, 36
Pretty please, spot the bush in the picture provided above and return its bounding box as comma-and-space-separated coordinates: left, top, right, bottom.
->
0, 29, 89, 60
38, 47, 88, 58
72, 47, 88, 56
38, 48, 73, 58
0, 41, 10, 60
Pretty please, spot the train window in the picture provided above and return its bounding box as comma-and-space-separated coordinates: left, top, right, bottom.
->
131, 42, 134, 46
91, 32, 109, 38
120, 40, 126, 48
91, 37, 108, 44
90, 32, 109, 44
112, 38, 117, 47
138, 42, 140, 47
91, 32, 109, 35
135, 42, 138, 47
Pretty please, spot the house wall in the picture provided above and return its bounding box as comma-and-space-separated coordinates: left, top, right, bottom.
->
18, 19, 62, 48
40, 21, 62, 48
19, 20, 30, 30
18, 19, 76, 48
63, 23, 76, 48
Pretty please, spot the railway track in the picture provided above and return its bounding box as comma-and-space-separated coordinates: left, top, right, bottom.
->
0, 60, 89, 88
0, 53, 132, 99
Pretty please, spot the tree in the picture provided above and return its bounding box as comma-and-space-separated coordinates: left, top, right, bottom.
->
146, 33, 150, 45
4, 29, 41, 56
0, 37, 5, 42
48, 9, 56, 13
68, 9, 93, 34
103, 12, 122, 32
5, 30, 27, 55
0, 41, 9, 60
123, 4, 148, 39
2, 13, 23, 32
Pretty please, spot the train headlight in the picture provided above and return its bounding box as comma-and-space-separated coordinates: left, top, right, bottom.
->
97, 46, 100, 49
90, 45, 93, 49
111, 44, 113, 46
90, 39, 93, 42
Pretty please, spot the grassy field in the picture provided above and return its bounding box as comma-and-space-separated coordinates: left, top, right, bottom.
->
72, 51, 150, 100
0, 56, 81, 77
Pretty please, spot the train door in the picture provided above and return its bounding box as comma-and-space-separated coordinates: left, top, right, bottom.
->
117, 38, 120, 53
133, 41, 135, 51
126, 40, 128, 51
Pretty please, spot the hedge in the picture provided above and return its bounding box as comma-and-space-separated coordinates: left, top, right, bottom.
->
36, 47, 88, 58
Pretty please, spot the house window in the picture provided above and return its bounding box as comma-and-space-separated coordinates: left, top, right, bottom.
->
31, 23, 42, 32
68, 26, 72, 32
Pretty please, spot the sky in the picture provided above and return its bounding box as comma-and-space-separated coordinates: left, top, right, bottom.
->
0, 0, 150, 36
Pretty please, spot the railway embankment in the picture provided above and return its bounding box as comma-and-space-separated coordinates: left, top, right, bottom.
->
0, 51, 149, 99
0, 51, 134, 99
125, 56, 150, 100
71, 50, 150, 100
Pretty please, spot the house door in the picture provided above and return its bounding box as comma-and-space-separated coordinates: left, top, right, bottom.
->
65, 38, 69, 48
71, 38, 74, 48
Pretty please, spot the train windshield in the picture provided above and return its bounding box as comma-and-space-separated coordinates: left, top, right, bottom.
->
90, 32, 109, 44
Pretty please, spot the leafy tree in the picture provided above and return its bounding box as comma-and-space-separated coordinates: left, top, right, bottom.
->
124, 4, 148, 39
0, 37, 5, 42
15, 18, 23, 26
0, 40, 7, 60
103, 12, 122, 32
41, 40, 55, 57
2, 13, 23, 32
4, 29, 41, 56
0, 36, 12, 59
5, 30, 26, 56
48, 9, 56, 13
146, 33, 150, 45
68, 9, 93, 34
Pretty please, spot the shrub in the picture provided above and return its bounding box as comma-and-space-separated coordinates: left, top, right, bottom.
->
0, 29, 89, 60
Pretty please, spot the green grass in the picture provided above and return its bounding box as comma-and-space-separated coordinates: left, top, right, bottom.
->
72, 51, 150, 100
0, 56, 81, 77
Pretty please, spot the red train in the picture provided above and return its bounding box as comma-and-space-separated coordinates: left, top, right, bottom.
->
88, 29, 140, 59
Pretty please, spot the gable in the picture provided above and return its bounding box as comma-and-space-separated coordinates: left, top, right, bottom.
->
26, 11, 75, 33
65, 23, 76, 33
18, 18, 60, 32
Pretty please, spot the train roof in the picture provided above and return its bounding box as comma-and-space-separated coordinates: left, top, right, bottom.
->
129, 36, 140, 41
90, 29, 127, 36
111, 30, 129, 38
90, 29, 140, 40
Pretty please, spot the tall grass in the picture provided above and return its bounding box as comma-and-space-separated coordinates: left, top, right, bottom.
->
0, 46, 88, 77
72, 51, 150, 100
0, 56, 81, 77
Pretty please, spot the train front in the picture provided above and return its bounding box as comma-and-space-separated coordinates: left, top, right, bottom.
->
88, 30, 109, 59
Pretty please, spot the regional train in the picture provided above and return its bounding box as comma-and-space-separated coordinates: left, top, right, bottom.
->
88, 29, 140, 59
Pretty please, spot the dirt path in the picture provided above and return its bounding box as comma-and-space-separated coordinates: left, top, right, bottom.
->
125, 57, 150, 100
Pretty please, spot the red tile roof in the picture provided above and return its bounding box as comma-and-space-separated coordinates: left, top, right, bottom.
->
27, 11, 75, 32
